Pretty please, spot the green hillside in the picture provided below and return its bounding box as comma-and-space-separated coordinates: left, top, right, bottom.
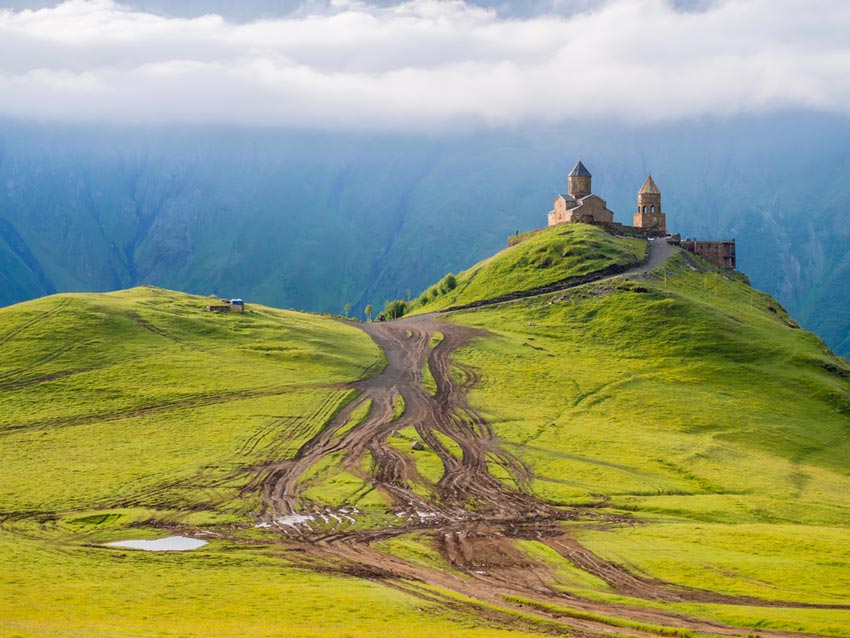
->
2, 226, 850, 637
440, 239, 850, 636
410, 223, 646, 312
0, 289, 523, 638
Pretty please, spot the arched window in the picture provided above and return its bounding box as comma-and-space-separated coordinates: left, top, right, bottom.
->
642, 206, 647, 213
651, 205, 655, 213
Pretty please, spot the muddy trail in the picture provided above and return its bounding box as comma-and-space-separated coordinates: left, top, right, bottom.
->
252, 313, 844, 637
256, 317, 548, 524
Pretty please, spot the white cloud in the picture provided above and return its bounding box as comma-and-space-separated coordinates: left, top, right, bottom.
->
0, 0, 849, 129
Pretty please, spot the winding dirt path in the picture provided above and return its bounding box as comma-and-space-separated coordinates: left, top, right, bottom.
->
252, 245, 845, 637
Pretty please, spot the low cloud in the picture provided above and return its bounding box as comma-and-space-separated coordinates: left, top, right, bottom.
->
1, 0, 849, 129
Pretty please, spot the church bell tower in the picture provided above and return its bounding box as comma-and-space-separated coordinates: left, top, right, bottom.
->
567, 160, 592, 199
633, 175, 666, 234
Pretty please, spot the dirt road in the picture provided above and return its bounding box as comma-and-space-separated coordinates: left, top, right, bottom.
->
258, 316, 544, 522
253, 245, 843, 637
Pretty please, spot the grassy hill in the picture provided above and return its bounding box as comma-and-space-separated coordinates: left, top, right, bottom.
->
409, 223, 646, 312
438, 236, 850, 636
2, 226, 850, 637
400, 224, 850, 635
0, 288, 528, 638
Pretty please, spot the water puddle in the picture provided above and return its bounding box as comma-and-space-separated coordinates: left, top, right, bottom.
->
253, 507, 367, 533
275, 514, 314, 528
105, 536, 208, 551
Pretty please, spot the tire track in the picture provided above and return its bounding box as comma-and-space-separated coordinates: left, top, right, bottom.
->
0, 298, 70, 348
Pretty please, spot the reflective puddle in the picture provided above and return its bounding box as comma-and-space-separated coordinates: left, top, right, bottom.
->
105, 536, 208, 551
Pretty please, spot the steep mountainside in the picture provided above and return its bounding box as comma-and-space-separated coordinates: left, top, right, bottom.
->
2, 226, 849, 637
1, 113, 849, 357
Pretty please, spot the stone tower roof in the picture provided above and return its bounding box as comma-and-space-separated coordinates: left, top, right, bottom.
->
569, 160, 591, 177
639, 175, 660, 195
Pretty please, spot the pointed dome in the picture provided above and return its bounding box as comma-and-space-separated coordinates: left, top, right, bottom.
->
569, 160, 591, 177
639, 175, 660, 195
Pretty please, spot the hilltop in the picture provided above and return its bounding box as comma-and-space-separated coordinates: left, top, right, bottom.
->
2, 226, 850, 637
408, 223, 647, 312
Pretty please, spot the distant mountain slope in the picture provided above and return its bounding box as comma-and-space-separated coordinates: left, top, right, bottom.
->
1, 113, 849, 356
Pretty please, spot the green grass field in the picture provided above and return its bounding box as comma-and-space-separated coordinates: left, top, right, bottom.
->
0, 287, 547, 637
0, 524, 536, 638
3, 224, 850, 637
0, 287, 382, 517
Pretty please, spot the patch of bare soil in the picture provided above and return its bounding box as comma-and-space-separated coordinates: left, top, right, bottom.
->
251, 312, 843, 637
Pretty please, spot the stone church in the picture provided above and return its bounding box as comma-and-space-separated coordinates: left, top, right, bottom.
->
542, 160, 736, 269
547, 161, 615, 226
547, 160, 666, 235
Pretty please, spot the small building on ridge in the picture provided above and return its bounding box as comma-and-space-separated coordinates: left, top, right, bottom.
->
680, 239, 736, 269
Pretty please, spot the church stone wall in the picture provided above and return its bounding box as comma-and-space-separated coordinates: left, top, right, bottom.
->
633, 210, 666, 233
568, 197, 614, 224
681, 240, 736, 269
568, 175, 592, 199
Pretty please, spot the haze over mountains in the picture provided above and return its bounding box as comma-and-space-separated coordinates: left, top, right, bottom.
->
2, 112, 849, 356
1, 0, 849, 357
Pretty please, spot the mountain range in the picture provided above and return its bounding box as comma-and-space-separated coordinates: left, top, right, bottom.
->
1, 112, 849, 356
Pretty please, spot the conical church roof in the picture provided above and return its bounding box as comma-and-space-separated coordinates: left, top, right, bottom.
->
569, 160, 591, 177
639, 175, 660, 195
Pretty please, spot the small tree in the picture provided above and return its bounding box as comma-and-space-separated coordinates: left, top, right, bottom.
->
343, 302, 351, 318
384, 299, 407, 320
364, 304, 373, 323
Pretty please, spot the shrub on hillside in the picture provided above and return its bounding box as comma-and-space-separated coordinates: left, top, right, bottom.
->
439, 273, 458, 293
384, 299, 407, 319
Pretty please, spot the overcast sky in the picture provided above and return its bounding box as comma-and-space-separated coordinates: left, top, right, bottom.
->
1, 0, 848, 130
